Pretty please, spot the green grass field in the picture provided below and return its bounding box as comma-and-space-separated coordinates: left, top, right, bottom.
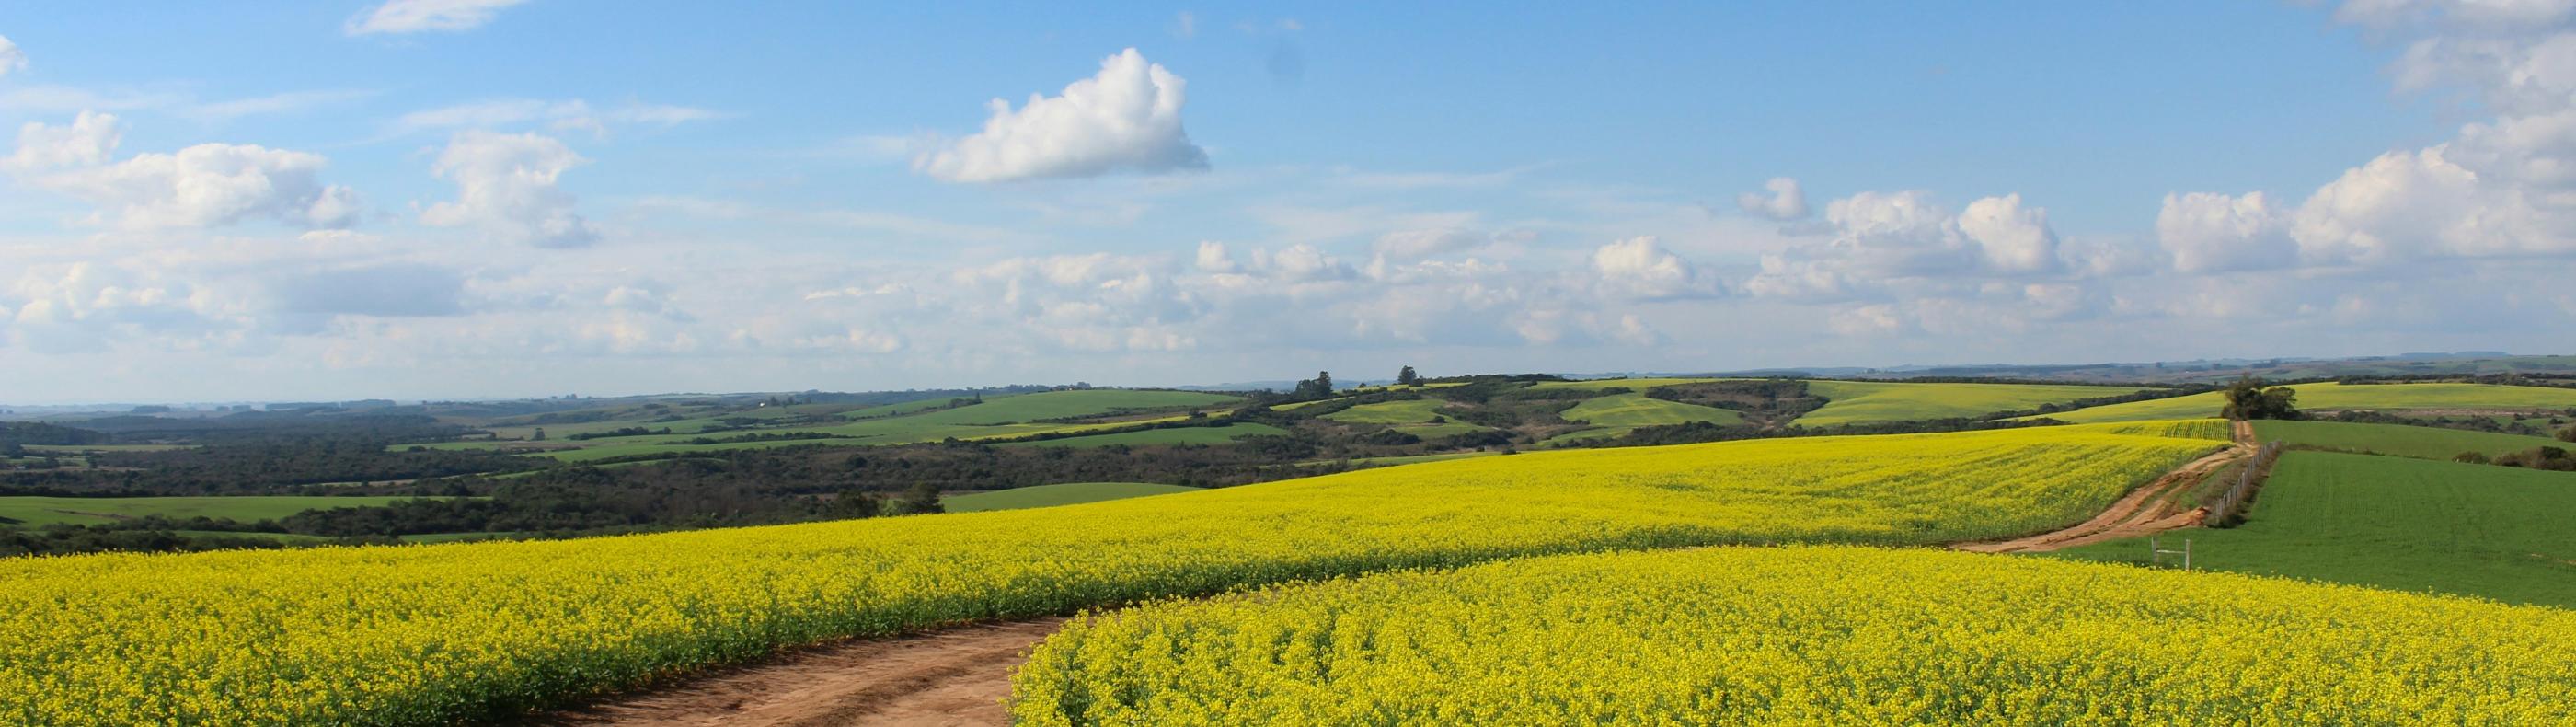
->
1388, 421, 1494, 438
1795, 381, 2149, 426
2033, 382, 2576, 423
993, 422, 1288, 449
0, 496, 454, 527
2053, 452, 2576, 609
941, 482, 1203, 512
1319, 398, 1457, 424
1525, 377, 1716, 392
1560, 393, 1744, 427
838, 395, 988, 420
1318, 399, 1495, 439
1305, 451, 1505, 467
2252, 420, 2565, 460
891, 389, 1237, 426
21, 444, 197, 453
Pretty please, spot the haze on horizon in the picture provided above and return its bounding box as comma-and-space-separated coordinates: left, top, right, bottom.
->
2, 1, 2571, 405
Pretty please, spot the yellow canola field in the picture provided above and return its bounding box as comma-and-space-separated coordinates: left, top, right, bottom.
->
2099, 419, 2232, 441
0, 425, 2215, 725
1015, 547, 2576, 726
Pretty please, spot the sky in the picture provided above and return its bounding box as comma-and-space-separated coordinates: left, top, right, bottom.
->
1, 1, 2572, 404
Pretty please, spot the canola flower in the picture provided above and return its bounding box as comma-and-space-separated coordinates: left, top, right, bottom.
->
0, 425, 2214, 725
2099, 419, 2230, 442
1014, 546, 2576, 726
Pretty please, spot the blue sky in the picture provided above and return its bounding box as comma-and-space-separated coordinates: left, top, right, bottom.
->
0, 1, 2569, 403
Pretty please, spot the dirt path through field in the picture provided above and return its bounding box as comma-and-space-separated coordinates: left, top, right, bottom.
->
539, 618, 1064, 727
550, 422, 2261, 724
1955, 422, 2253, 554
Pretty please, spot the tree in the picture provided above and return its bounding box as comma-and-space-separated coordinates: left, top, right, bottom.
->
1293, 371, 1336, 399
1397, 365, 1420, 387
530, 427, 547, 442
828, 487, 883, 519
895, 482, 945, 515
2219, 376, 2301, 421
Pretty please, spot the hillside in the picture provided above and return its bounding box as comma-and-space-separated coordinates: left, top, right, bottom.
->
2030, 382, 2576, 423
0, 425, 2214, 723
1794, 380, 2150, 426
2054, 452, 2576, 608
1018, 546, 2576, 724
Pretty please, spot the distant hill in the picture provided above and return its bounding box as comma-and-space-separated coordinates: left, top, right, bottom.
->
1711, 352, 2576, 385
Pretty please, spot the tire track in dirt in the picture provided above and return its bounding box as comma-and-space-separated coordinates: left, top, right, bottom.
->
550, 421, 2263, 724
1956, 421, 2255, 554
538, 618, 1064, 727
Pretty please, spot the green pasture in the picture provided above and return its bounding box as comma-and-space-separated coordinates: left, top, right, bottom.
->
993, 422, 1289, 449
0, 496, 457, 527
2053, 452, 2576, 609
940, 482, 1204, 513
2251, 420, 2565, 461
1560, 393, 1743, 427
2032, 383, 2576, 424
1795, 380, 2150, 426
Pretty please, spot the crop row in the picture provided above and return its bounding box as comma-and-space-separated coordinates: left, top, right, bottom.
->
1016, 547, 2576, 725
0, 425, 2214, 724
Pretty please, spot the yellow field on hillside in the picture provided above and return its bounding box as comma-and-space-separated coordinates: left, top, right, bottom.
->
0, 425, 2214, 725
1017, 547, 2576, 725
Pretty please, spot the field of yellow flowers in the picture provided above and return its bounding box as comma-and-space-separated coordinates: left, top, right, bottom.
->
1014, 546, 2576, 725
0, 425, 2214, 725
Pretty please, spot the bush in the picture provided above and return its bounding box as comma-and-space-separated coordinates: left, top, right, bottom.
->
2453, 451, 2491, 465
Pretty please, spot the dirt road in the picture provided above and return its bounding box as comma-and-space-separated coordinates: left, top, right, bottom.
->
553, 423, 2265, 724
1956, 425, 2254, 554
541, 618, 1064, 727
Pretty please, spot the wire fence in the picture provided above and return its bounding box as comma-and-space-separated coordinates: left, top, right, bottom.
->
2202, 441, 2283, 528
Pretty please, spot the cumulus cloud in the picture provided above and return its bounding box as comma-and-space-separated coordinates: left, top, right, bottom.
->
2156, 1, 2576, 275
0, 34, 24, 79
1591, 236, 1722, 300
420, 130, 599, 248
1956, 193, 2061, 274
1735, 177, 1810, 221
914, 48, 1208, 182
2156, 191, 2297, 273
6, 110, 121, 171
1743, 190, 2071, 302
6, 112, 362, 229
346, 0, 529, 35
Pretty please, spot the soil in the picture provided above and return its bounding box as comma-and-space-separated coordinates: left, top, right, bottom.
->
538, 618, 1065, 727
548, 421, 2271, 723
1955, 427, 2254, 555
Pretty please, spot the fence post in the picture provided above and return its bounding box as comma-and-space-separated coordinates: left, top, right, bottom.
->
2183, 538, 2191, 570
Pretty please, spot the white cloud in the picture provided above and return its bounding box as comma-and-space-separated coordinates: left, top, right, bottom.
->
0, 34, 25, 79
6, 110, 121, 171
346, 0, 530, 35
1744, 190, 2070, 302
7, 111, 361, 229
1735, 177, 1810, 221
420, 130, 599, 248
1591, 236, 1721, 300
1194, 240, 1238, 272
2336, 0, 2575, 32
1956, 193, 2061, 274
914, 48, 1208, 182
2157, 191, 2297, 273
1266, 244, 1356, 282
